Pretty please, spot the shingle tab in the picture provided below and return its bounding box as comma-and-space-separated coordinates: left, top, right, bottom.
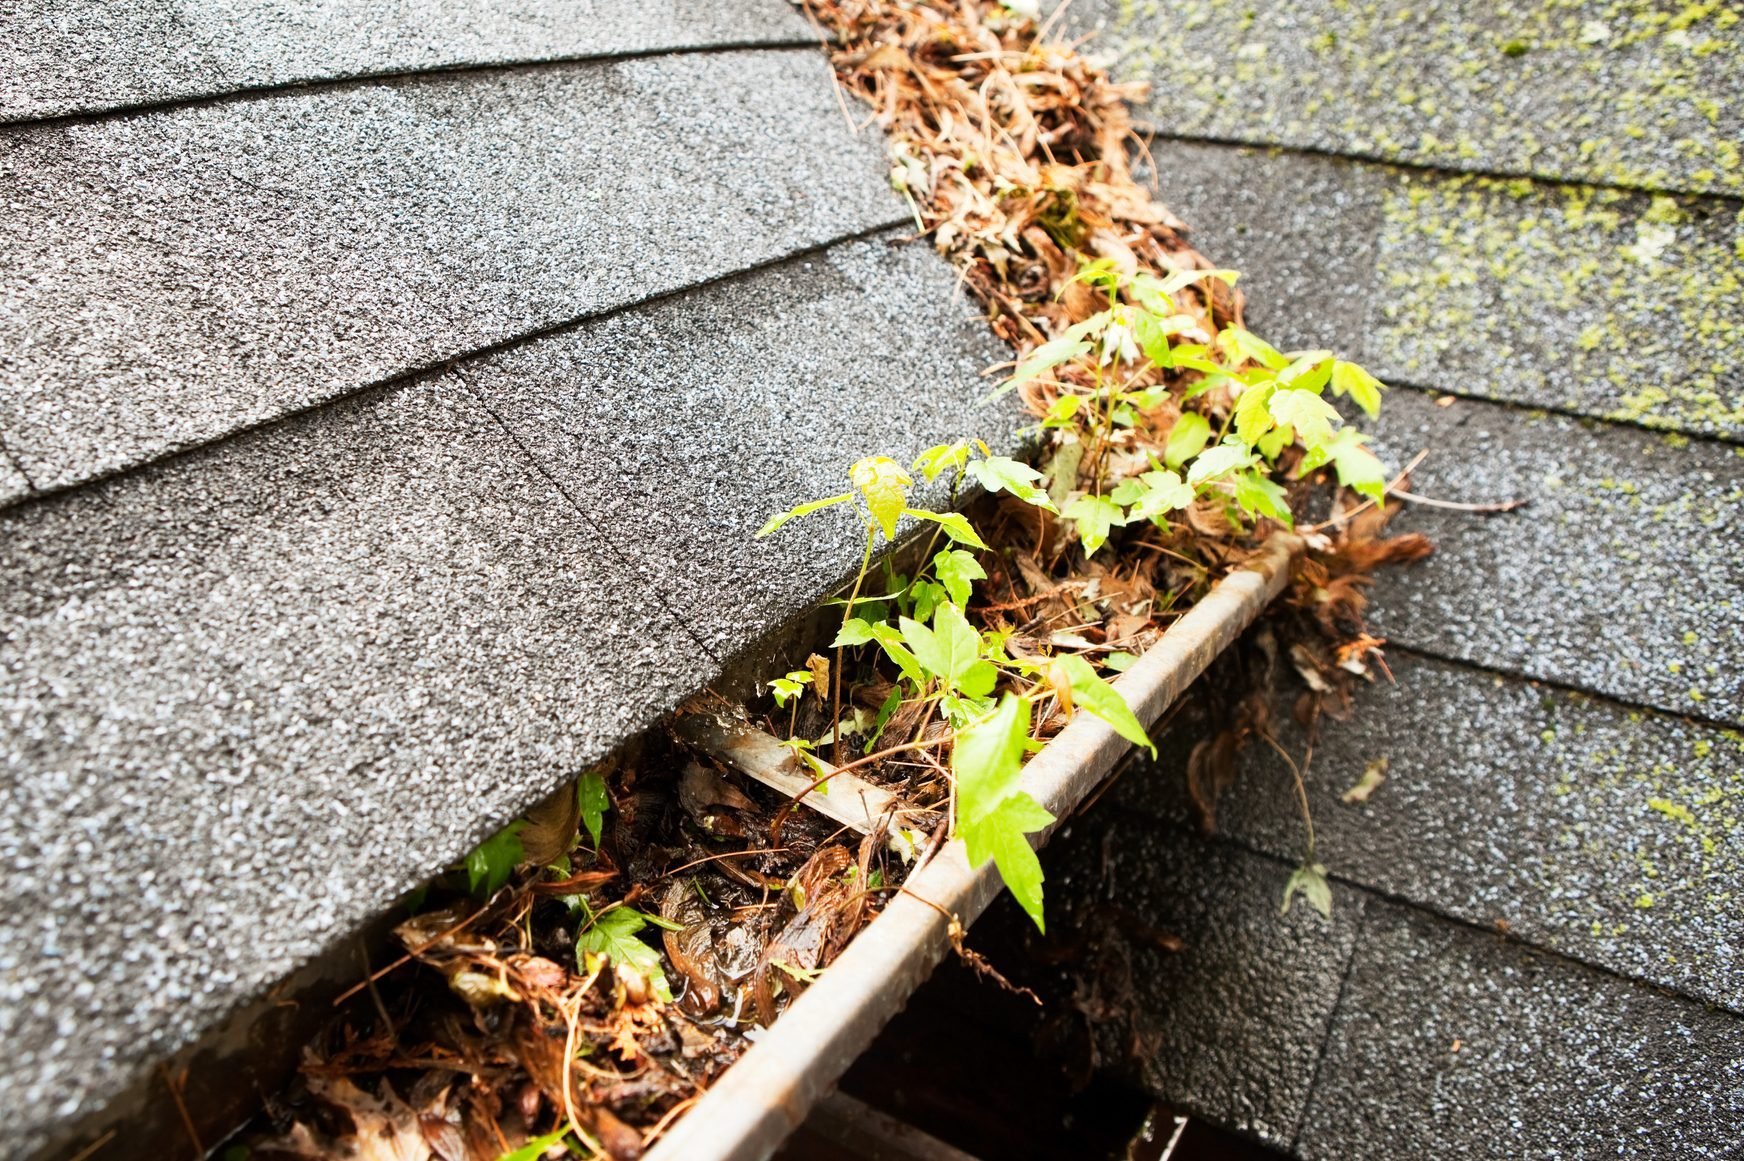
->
1074, 0, 1744, 197
1115, 651, 1744, 1012
1046, 808, 1364, 1149
0, 49, 900, 499
1, 0, 812, 122
0, 377, 716, 1158
1361, 390, 1744, 724
464, 234, 1020, 660
1145, 141, 1744, 441
1297, 901, 1744, 1159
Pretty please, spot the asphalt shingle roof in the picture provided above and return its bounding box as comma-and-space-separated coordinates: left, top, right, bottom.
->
1, 0, 812, 121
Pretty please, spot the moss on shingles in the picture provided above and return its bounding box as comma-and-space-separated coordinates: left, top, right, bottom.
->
1100, 0, 1743, 197
1544, 693, 1743, 962
1365, 173, 1743, 437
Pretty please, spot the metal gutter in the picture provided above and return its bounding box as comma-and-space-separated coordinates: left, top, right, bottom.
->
646, 532, 1303, 1161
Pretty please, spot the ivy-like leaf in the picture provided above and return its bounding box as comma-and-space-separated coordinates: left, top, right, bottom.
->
899, 604, 995, 696
961, 791, 1055, 930
1281, 862, 1333, 919
1217, 325, 1289, 370
870, 622, 927, 688
1276, 350, 1334, 394
1269, 388, 1341, 450
934, 549, 986, 607
850, 456, 913, 541
578, 770, 610, 850
1301, 428, 1388, 504
1063, 493, 1125, 556
465, 821, 524, 898
953, 693, 1032, 826
1186, 442, 1256, 488
903, 507, 989, 549
1051, 653, 1156, 756
832, 617, 876, 647
1233, 468, 1293, 524
1163, 411, 1212, 469
756, 492, 851, 538
1110, 469, 1193, 523
968, 455, 1058, 511
498, 1130, 572, 1161
912, 441, 971, 483
576, 907, 673, 1002
1233, 381, 1277, 447
1331, 359, 1386, 418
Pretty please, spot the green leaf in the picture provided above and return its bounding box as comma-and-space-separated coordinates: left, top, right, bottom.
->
870, 622, 927, 688
1275, 350, 1333, 394
1302, 428, 1389, 505
1187, 442, 1255, 487
1110, 469, 1192, 523
466, 821, 524, 898
903, 507, 988, 549
1163, 411, 1212, 469
934, 549, 986, 607
1217, 325, 1288, 370
912, 441, 971, 482
1233, 380, 1277, 447
960, 791, 1055, 931
578, 771, 609, 850
769, 675, 810, 708
967, 456, 1057, 511
1053, 653, 1156, 756
577, 907, 673, 1002
850, 456, 913, 541
1233, 468, 1293, 524
1156, 267, 1241, 296
496, 1129, 571, 1161
1268, 388, 1341, 449
1281, 862, 1333, 919
953, 693, 1032, 826
832, 617, 876, 647
1004, 333, 1091, 390
909, 579, 946, 624
1331, 359, 1386, 418
1042, 393, 1084, 428
898, 604, 992, 695
1132, 310, 1176, 369
756, 492, 851, 538
1063, 493, 1124, 556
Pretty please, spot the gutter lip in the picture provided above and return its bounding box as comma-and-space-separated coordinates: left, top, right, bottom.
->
645, 532, 1304, 1161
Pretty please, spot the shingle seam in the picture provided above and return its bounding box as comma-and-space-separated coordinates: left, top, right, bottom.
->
1384, 641, 1744, 735
1287, 889, 1367, 1156
1133, 126, 1744, 209
1164, 825, 1744, 1022
1385, 376, 1744, 449
451, 365, 726, 670
0, 37, 824, 133
0, 429, 36, 494
0, 217, 909, 521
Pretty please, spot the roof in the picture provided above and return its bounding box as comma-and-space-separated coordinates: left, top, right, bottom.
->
0, 9, 1019, 1158
1056, 0, 1744, 1153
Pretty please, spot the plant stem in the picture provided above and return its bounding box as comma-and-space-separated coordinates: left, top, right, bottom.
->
833, 521, 875, 764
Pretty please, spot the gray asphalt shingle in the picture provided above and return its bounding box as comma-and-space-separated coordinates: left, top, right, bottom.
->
0, 233, 1017, 1158
465, 233, 1019, 661
0, 48, 899, 500
1115, 651, 1744, 1012
1047, 811, 1363, 1150
1, 0, 812, 122
1297, 900, 1744, 1159
1144, 141, 1744, 441
1073, 0, 1744, 197
1361, 390, 1743, 724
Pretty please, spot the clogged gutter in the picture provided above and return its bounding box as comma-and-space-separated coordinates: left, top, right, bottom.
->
236, 2, 1433, 1158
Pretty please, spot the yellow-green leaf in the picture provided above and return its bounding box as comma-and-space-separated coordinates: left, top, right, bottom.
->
850, 456, 913, 541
